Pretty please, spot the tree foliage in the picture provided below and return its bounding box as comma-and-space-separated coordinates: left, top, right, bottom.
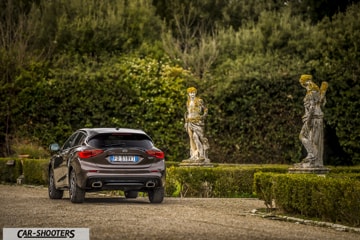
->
1, 0, 360, 165
12, 54, 191, 160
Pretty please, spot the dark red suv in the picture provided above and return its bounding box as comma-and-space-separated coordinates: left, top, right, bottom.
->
48, 128, 165, 203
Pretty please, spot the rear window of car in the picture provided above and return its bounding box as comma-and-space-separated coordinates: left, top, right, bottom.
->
87, 133, 153, 149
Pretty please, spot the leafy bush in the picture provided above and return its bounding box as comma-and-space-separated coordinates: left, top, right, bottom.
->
11, 139, 50, 159
328, 166, 360, 174
313, 4, 360, 165
1, 1, 360, 166
23, 159, 48, 185
0, 158, 22, 183
2, 156, 360, 227
254, 172, 360, 227
11, 55, 191, 161
166, 165, 288, 197
0, 158, 48, 185
207, 53, 306, 164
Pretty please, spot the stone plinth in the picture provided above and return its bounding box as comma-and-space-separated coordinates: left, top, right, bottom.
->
180, 159, 213, 167
179, 162, 214, 167
288, 167, 330, 175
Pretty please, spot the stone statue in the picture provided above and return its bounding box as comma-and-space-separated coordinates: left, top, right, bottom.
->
183, 87, 210, 163
297, 74, 328, 168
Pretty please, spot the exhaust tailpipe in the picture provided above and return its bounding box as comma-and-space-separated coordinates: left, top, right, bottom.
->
145, 181, 156, 188
92, 181, 103, 188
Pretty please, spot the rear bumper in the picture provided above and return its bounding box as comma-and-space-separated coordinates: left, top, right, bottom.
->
85, 175, 164, 191
75, 159, 166, 191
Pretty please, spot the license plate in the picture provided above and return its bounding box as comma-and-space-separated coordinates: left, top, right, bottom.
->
109, 155, 139, 162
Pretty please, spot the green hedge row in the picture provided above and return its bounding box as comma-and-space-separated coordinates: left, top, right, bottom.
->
1, 157, 359, 227
22, 159, 49, 185
0, 159, 22, 183
0, 158, 289, 196
0, 158, 48, 185
254, 172, 360, 227
165, 165, 289, 197
327, 166, 360, 174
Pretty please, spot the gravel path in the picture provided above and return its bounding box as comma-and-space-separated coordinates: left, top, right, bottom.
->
0, 184, 359, 240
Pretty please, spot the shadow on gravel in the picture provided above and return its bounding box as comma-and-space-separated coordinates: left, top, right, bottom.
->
56, 195, 167, 205
83, 197, 150, 204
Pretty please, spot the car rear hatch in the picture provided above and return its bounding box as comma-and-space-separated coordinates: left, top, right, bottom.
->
80, 132, 164, 169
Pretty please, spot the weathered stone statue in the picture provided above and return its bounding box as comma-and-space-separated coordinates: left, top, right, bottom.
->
182, 87, 210, 164
296, 74, 328, 168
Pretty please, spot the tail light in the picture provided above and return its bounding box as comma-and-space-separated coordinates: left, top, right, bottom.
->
78, 149, 104, 159
146, 149, 165, 159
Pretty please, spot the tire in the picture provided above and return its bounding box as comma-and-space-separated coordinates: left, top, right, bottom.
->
48, 170, 64, 199
124, 191, 138, 199
69, 170, 85, 203
148, 187, 164, 204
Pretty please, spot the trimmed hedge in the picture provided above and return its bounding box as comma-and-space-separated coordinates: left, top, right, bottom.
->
327, 166, 360, 174
254, 172, 360, 227
1, 156, 360, 227
0, 158, 289, 196
165, 165, 289, 197
0, 158, 360, 227
0, 158, 48, 185
23, 159, 49, 185
0, 158, 22, 182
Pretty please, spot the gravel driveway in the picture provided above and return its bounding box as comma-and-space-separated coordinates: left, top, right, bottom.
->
0, 184, 359, 240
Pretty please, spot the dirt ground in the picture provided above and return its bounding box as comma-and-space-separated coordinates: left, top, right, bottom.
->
0, 184, 359, 240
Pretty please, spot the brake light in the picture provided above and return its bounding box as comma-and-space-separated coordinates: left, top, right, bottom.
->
146, 150, 165, 159
78, 149, 104, 159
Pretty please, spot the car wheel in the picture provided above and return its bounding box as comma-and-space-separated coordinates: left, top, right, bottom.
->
124, 191, 138, 199
48, 169, 63, 199
148, 187, 164, 204
69, 170, 85, 203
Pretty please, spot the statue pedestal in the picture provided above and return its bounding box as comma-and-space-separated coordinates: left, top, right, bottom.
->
288, 167, 330, 175
179, 159, 213, 167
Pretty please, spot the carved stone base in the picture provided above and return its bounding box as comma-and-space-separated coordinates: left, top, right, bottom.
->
180, 158, 213, 167
288, 167, 330, 175
17, 174, 24, 184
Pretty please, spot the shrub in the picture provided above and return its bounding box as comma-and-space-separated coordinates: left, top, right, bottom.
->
328, 166, 360, 174
166, 165, 289, 198
0, 158, 22, 183
254, 172, 360, 227
23, 159, 48, 185
0, 158, 48, 185
11, 139, 50, 159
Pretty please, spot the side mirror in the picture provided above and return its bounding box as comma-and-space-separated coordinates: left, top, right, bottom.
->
49, 143, 60, 152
